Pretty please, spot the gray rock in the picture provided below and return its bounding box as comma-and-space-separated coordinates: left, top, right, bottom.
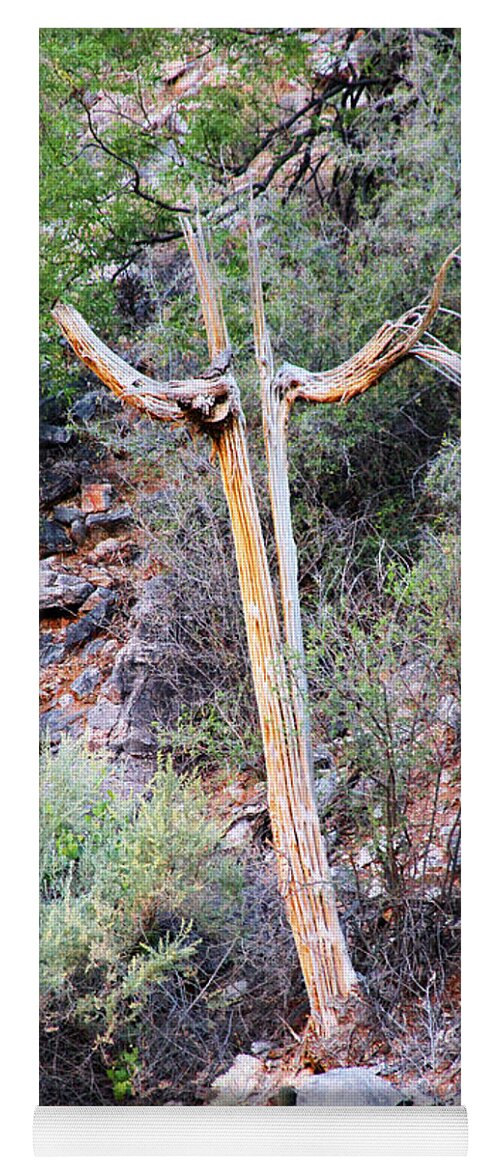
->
437, 694, 461, 735
292, 1068, 426, 1107
211, 1056, 269, 1105
71, 389, 122, 422
221, 820, 254, 850
64, 590, 115, 650
85, 506, 133, 531
39, 392, 67, 425
220, 979, 248, 1005
40, 423, 71, 447
86, 698, 121, 734
39, 633, 65, 667
53, 505, 84, 524
40, 520, 73, 554
71, 518, 87, 546
40, 565, 93, 612
106, 576, 175, 756
315, 768, 339, 817
40, 704, 85, 744
39, 461, 80, 507
81, 637, 115, 661
71, 666, 101, 698
313, 747, 338, 816
250, 1040, 271, 1057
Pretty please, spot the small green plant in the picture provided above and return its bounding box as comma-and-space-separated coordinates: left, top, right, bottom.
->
107, 1048, 141, 1102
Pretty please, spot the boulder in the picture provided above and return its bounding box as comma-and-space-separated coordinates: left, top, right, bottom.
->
39, 564, 93, 612
285, 1068, 427, 1107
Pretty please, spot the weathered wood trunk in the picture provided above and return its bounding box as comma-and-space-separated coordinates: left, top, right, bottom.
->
215, 416, 356, 1029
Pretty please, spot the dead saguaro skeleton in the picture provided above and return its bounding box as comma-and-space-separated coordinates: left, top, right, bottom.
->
52, 211, 460, 1038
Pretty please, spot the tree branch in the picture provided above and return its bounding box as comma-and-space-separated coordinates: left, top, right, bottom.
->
80, 98, 191, 215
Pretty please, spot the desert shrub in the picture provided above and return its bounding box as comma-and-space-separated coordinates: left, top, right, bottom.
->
40, 739, 241, 988
40, 739, 241, 1099
40, 739, 303, 1103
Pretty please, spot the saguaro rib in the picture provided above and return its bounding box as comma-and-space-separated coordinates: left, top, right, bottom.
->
273, 250, 460, 405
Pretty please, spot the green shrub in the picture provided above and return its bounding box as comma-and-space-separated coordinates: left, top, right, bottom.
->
40, 738, 241, 1082
306, 520, 459, 895
40, 741, 302, 1104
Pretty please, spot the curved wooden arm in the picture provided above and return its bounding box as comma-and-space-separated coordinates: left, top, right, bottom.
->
273, 249, 460, 405
51, 301, 236, 425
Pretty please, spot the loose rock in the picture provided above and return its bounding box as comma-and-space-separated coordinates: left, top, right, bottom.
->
39, 461, 81, 506
40, 704, 85, 744
53, 505, 84, 524
71, 666, 102, 698
81, 482, 114, 513
85, 506, 133, 531
40, 632, 65, 667
211, 1055, 269, 1105
65, 590, 115, 650
70, 389, 122, 422
40, 423, 71, 447
313, 745, 338, 816
40, 520, 73, 554
40, 564, 93, 612
86, 697, 121, 731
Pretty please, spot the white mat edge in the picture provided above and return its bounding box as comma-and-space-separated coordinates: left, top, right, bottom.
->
33, 1105, 468, 1156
